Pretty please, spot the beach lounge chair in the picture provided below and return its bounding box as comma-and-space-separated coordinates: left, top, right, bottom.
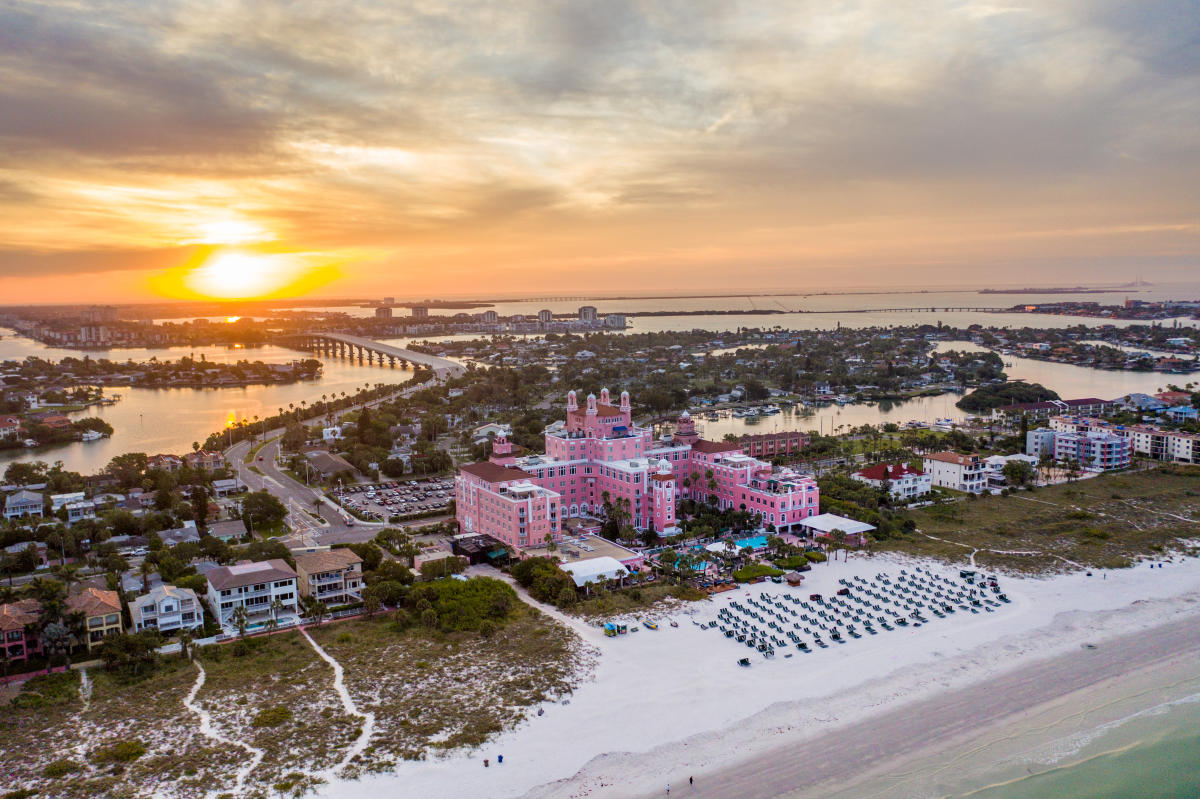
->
738, 657, 752, 667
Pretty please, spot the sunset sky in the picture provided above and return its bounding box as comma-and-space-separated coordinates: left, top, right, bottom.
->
1, 0, 1197, 303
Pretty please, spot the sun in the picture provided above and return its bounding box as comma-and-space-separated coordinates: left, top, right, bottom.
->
184, 252, 295, 299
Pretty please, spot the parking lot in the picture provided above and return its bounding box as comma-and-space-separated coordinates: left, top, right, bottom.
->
334, 477, 454, 522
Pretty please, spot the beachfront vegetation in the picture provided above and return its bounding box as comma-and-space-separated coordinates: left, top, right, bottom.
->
733, 564, 785, 582
569, 582, 705, 618
511, 556, 578, 608
308, 602, 589, 771
884, 465, 1200, 573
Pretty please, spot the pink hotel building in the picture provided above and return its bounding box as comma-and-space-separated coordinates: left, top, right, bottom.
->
456, 389, 820, 549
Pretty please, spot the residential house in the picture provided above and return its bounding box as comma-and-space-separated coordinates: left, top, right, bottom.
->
64, 500, 96, 524
4, 489, 43, 520
0, 415, 21, 441
923, 452, 988, 494
159, 524, 202, 548
205, 559, 299, 628
305, 450, 357, 479
851, 463, 931, 501
184, 450, 225, 471
50, 492, 86, 511
67, 587, 124, 651
982, 454, 1040, 486
147, 454, 183, 472
1164, 405, 1199, 423
207, 519, 247, 543
294, 549, 363, 606
129, 584, 204, 633
212, 477, 247, 497
0, 599, 42, 664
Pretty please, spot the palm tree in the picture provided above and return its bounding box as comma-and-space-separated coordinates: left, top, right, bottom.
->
231, 605, 249, 638
178, 628, 194, 661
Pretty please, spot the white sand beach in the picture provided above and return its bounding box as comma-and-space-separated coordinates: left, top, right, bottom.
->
319, 553, 1200, 799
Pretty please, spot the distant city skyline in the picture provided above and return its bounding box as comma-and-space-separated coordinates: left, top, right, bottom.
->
1, 1, 1197, 303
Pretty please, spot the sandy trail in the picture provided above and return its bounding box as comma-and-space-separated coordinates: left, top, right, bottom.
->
182, 662, 264, 797
300, 627, 377, 778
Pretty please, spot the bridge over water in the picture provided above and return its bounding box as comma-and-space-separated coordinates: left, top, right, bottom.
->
280, 332, 465, 376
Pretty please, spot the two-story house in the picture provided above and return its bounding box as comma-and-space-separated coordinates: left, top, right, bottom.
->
129, 584, 204, 634
205, 559, 299, 629
851, 463, 931, 501
295, 549, 364, 607
4, 490, 44, 520
67, 587, 124, 651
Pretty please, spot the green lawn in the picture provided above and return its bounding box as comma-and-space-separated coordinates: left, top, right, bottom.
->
882, 465, 1200, 573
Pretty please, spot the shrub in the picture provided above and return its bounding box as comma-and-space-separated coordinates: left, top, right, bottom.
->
252, 706, 293, 728
403, 577, 519, 632
43, 759, 81, 778
13, 671, 79, 709
805, 551, 827, 563
90, 740, 146, 764
732, 564, 784, 582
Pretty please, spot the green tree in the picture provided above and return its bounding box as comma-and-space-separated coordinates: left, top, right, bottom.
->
231, 606, 249, 638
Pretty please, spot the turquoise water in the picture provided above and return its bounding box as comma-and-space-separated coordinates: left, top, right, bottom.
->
956, 697, 1200, 799
736, 535, 769, 550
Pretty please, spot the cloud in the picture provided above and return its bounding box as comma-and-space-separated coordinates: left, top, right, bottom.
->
0, 0, 1196, 298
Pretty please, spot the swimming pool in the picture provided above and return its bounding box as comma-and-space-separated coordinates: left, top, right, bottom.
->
736, 535, 769, 550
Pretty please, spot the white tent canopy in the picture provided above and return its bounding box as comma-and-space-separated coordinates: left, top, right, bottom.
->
562, 556, 629, 587
799, 513, 876, 537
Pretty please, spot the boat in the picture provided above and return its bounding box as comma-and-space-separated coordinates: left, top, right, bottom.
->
669, 619, 678, 628
644, 620, 658, 630
23, 439, 38, 448
80, 430, 104, 442
705, 412, 720, 421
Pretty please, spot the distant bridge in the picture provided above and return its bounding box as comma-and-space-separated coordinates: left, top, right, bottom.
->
279, 332, 465, 376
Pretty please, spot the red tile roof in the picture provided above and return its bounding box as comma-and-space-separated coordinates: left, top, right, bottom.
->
854, 463, 923, 480
66, 587, 121, 618
691, 439, 743, 454
460, 461, 534, 483
0, 599, 39, 633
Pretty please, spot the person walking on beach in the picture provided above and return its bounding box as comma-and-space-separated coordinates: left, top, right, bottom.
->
689, 776, 694, 786
666, 784, 670, 794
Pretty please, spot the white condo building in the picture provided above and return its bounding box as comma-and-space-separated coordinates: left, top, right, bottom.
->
205, 560, 299, 628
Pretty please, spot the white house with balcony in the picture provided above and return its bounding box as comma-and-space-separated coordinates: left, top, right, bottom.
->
130, 584, 204, 633
205, 559, 299, 630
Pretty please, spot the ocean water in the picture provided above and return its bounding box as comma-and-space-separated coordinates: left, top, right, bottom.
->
957, 696, 1200, 799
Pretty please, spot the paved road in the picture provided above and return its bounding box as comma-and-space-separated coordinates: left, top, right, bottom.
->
225, 371, 457, 546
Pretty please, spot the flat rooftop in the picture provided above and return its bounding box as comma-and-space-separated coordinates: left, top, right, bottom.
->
554, 535, 641, 564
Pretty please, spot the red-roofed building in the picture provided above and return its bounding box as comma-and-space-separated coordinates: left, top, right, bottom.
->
0, 599, 42, 664
851, 463, 931, 501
